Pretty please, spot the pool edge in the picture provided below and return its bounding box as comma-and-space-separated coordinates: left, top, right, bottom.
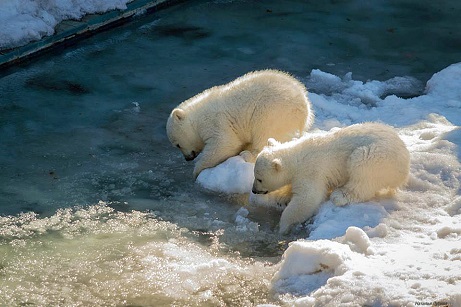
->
0, 0, 185, 70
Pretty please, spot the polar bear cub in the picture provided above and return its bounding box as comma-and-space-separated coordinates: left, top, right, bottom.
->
166, 70, 313, 178
252, 123, 410, 234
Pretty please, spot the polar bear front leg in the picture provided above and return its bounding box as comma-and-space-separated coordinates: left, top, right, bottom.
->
250, 185, 292, 210
193, 135, 242, 179
239, 150, 256, 163
271, 185, 292, 208
279, 181, 326, 234
330, 189, 350, 207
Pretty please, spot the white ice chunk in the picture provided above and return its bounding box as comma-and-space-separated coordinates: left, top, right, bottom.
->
364, 223, 388, 238
196, 156, 254, 194
306, 69, 346, 94
437, 226, 461, 239
447, 196, 461, 216
235, 206, 249, 218
343, 226, 374, 255
425, 63, 461, 100
273, 240, 352, 282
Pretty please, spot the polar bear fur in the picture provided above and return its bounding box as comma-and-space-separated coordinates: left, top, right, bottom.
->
166, 70, 313, 178
252, 123, 410, 234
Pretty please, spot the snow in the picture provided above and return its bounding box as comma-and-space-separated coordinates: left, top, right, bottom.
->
343, 226, 374, 255
0, 0, 132, 50
196, 156, 254, 194
307, 202, 389, 240
273, 240, 352, 280
196, 63, 461, 306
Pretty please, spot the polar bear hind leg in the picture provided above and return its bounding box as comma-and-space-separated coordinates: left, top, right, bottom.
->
331, 144, 399, 207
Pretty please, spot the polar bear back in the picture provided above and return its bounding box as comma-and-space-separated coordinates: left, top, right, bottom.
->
288, 123, 410, 187
179, 70, 312, 150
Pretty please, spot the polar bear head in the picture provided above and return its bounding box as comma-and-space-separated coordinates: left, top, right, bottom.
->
252, 141, 288, 194
166, 108, 204, 161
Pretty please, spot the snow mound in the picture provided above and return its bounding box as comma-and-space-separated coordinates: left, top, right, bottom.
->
272, 240, 355, 299
343, 226, 374, 255
189, 64, 461, 305
196, 156, 254, 194
425, 63, 461, 100
273, 240, 352, 281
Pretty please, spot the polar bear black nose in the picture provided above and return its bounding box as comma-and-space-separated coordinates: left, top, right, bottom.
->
184, 151, 198, 161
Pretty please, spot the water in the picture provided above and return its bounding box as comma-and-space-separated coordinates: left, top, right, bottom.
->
1, 0, 460, 305
0, 204, 278, 305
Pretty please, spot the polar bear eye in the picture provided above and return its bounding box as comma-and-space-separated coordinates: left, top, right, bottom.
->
176, 144, 181, 149
257, 179, 262, 183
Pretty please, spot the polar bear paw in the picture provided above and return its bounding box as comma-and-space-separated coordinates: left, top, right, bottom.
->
249, 191, 289, 211
330, 189, 350, 207
239, 150, 256, 163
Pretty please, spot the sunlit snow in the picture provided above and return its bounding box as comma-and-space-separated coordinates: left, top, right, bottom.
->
0, 0, 132, 49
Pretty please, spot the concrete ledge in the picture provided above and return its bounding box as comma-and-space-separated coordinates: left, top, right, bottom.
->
0, 0, 184, 69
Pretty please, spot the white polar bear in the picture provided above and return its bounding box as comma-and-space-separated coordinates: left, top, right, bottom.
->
166, 70, 313, 178
252, 123, 410, 234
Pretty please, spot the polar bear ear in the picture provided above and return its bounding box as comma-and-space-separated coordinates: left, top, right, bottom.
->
267, 138, 279, 147
271, 158, 282, 172
172, 108, 186, 121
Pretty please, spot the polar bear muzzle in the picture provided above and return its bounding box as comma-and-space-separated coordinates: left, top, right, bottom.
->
184, 151, 198, 161
251, 183, 268, 195
252, 188, 268, 195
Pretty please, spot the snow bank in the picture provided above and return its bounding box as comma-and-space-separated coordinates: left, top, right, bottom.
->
0, 0, 132, 49
272, 64, 461, 305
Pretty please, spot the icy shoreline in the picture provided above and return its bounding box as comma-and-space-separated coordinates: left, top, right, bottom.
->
0, 0, 135, 50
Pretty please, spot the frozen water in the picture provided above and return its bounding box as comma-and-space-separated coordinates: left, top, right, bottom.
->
1, 0, 461, 305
